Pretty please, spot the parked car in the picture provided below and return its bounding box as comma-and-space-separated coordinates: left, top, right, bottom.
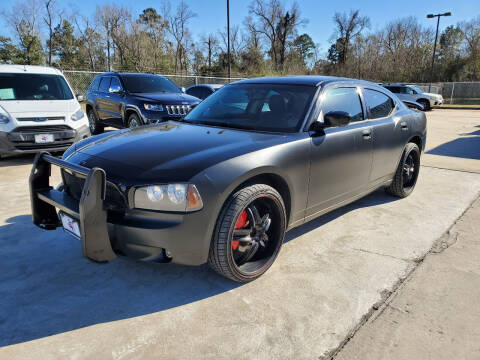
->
30, 76, 426, 282
0, 65, 90, 158
85, 72, 200, 134
382, 83, 443, 110
186, 84, 224, 100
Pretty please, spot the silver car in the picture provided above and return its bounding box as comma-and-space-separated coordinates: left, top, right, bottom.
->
383, 84, 443, 111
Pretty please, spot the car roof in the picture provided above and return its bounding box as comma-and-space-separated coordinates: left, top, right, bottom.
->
233, 75, 378, 88
101, 72, 166, 78
0, 64, 63, 75
187, 84, 224, 90
383, 83, 408, 87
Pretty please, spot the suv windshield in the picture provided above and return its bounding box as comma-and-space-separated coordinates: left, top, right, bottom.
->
121, 75, 180, 93
0, 73, 73, 100
183, 83, 316, 133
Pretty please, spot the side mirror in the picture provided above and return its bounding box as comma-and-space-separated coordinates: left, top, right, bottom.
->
109, 85, 123, 94
181, 87, 186, 93
76, 94, 85, 102
403, 100, 424, 111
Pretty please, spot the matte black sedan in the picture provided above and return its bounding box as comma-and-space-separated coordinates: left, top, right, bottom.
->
30, 76, 426, 282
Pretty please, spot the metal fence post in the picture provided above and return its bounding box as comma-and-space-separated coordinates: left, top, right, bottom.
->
450, 82, 455, 105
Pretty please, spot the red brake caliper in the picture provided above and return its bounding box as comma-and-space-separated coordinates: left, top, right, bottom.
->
232, 210, 247, 250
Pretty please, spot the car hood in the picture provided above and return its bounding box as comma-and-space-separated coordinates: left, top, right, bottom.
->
129, 92, 200, 104
67, 122, 287, 184
0, 99, 78, 115
423, 92, 442, 99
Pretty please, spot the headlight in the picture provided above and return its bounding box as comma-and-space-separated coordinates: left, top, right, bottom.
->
71, 108, 85, 121
134, 183, 203, 212
0, 105, 12, 124
144, 103, 164, 111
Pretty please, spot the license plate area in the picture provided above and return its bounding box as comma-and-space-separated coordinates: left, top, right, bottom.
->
59, 212, 81, 238
34, 134, 54, 143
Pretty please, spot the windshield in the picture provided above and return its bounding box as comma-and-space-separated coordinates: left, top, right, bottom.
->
121, 75, 180, 93
183, 83, 316, 133
408, 85, 424, 94
0, 73, 73, 101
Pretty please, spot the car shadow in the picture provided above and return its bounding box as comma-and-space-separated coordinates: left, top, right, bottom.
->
426, 136, 480, 160
0, 189, 397, 347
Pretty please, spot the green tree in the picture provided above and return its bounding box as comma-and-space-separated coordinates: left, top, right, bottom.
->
292, 33, 315, 65
51, 19, 79, 68
0, 36, 21, 63
17, 20, 44, 65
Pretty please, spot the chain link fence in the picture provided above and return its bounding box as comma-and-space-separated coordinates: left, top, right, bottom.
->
63, 70, 480, 106
62, 70, 245, 96
410, 82, 480, 105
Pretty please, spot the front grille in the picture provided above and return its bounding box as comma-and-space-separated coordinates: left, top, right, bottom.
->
13, 125, 72, 132
62, 170, 126, 212
17, 116, 65, 122
15, 141, 73, 150
165, 104, 190, 116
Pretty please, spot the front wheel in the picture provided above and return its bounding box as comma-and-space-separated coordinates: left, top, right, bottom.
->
386, 142, 420, 198
208, 184, 286, 282
418, 99, 430, 111
127, 113, 142, 128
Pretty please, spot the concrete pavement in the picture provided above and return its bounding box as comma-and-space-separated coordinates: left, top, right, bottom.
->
336, 196, 480, 360
0, 109, 479, 359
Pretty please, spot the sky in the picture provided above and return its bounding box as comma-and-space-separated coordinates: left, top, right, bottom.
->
1, 0, 479, 55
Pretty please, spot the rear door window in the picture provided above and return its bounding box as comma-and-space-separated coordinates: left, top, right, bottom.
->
109, 77, 122, 92
89, 77, 101, 91
363, 89, 395, 119
321, 87, 364, 122
99, 77, 111, 93
186, 87, 202, 99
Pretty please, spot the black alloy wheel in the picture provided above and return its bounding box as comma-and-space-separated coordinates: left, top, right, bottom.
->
208, 184, 286, 282
386, 142, 421, 198
128, 113, 141, 128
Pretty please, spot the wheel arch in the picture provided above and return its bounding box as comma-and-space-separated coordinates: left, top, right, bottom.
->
408, 135, 422, 151
124, 106, 143, 127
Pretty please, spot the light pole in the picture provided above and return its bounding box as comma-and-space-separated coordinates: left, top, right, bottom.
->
227, 0, 231, 80
427, 12, 451, 92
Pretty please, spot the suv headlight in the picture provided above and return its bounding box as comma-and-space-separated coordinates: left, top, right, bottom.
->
0, 106, 12, 124
144, 103, 164, 111
134, 183, 203, 212
71, 108, 85, 121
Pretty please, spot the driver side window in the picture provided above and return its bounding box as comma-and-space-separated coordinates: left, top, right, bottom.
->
320, 87, 364, 123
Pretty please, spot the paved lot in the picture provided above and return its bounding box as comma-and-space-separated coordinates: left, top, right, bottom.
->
0, 110, 479, 359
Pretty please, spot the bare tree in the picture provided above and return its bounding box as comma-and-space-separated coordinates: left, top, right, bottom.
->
43, 0, 64, 65
163, 0, 196, 73
332, 10, 370, 64
202, 33, 219, 67
248, 0, 305, 71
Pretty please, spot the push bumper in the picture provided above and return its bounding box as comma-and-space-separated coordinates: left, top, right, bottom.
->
29, 152, 215, 265
29, 152, 116, 262
0, 124, 90, 155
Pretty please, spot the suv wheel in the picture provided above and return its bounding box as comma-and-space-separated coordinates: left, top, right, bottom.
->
418, 99, 430, 111
127, 113, 142, 128
208, 184, 286, 282
88, 109, 104, 135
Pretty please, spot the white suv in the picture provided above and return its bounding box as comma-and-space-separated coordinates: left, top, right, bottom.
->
383, 84, 443, 111
0, 65, 90, 158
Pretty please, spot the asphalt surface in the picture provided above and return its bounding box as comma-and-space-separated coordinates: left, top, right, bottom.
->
0, 109, 479, 359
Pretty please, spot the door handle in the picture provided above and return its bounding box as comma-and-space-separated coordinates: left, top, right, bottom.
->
362, 129, 371, 140
400, 121, 408, 131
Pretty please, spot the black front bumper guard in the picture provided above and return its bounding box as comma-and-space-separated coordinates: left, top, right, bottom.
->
29, 152, 117, 262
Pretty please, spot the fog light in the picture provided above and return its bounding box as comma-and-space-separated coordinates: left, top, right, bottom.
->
165, 249, 172, 259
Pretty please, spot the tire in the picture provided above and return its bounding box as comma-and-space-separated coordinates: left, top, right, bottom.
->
88, 109, 104, 135
208, 184, 286, 282
386, 142, 421, 198
127, 113, 142, 128
418, 99, 430, 111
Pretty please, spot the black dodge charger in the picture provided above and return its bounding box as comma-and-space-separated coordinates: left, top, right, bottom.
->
30, 76, 426, 282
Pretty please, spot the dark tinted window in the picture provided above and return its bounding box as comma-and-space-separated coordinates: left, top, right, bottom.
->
385, 86, 400, 93
109, 77, 122, 91
185, 84, 316, 133
186, 87, 203, 99
202, 87, 214, 98
89, 77, 101, 91
321, 87, 364, 122
99, 77, 111, 92
0, 73, 73, 100
364, 89, 394, 119
121, 75, 179, 93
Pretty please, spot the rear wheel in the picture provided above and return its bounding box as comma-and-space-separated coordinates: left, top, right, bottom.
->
386, 142, 420, 198
88, 109, 104, 135
208, 184, 286, 282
